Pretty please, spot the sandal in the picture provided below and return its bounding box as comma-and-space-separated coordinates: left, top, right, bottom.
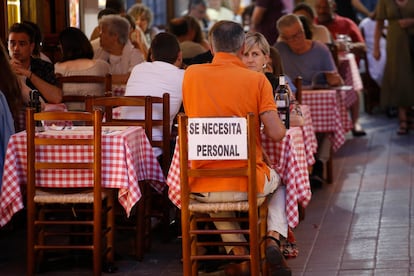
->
281, 228, 299, 259
397, 120, 409, 135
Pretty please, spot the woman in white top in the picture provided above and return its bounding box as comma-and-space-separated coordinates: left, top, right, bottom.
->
55, 27, 110, 110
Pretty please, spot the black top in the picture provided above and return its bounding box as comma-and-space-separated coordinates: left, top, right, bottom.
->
26, 57, 57, 102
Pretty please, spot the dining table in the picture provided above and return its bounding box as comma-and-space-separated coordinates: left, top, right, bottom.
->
338, 52, 363, 93
0, 125, 166, 227
167, 122, 315, 229
301, 88, 351, 152
299, 104, 318, 166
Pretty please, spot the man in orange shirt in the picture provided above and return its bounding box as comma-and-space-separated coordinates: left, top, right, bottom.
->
182, 20, 291, 275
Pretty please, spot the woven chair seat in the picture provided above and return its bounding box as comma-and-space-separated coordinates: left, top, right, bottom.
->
34, 189, 107, 204
189, 197, 266, 213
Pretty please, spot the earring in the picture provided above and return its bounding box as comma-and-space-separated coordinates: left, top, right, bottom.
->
262, 64, 267, 69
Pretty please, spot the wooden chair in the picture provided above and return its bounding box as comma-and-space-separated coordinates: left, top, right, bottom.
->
326, 43, 339, 68
26, 108, 114, 276
55, 73, 112, 111
294, 76, 303, 104
85, 94, 171, 261
111, 73, 130, 96
111, 73, 130, 85
178, 113, 268, 276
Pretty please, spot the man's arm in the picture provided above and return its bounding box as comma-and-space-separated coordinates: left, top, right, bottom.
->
260, 110, 286, 142
27, 71, 62, 103
10, 59, 62, 104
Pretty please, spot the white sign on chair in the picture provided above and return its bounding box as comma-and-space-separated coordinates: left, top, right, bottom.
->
187, 117, 248, 160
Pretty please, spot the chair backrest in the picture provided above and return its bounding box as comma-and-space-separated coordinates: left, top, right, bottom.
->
56, 73, 112, 110
26, 107, 103, 223
85, 94, 171, 176
26, 108, 103, 196
178, 112, 257, 214
294, 76, 303, 104
111, 73, 130, 96
326, 43, 339, 68
111, 73, 130, 86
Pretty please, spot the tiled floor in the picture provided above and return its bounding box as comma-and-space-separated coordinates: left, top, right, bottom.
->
0, 111, 412, 275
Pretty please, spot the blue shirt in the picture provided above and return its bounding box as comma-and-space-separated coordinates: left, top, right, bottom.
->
0, 91, 15, 189
275, 41, 337, 87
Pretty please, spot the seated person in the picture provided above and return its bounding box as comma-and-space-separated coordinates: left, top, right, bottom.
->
127, 3, 155, 60
293, 2, 332, 44
183, 20, 291, 275
0, 90, 15, 190
55, 27, 110, 111
168, 15, 210, 63
0, 39, 27, 131
275, 14, 343, 181
242, 32, 296, 96
187, 0, 210, 33
90, 8, 120, 41
121, 32, 184, 157
315, 0, 366, 56
315, 0, 367, 136
275, 14, 342, 88
92, 14, 144, 74
0, 40, 23, 188
22, 20, 52, 63
207, 0, 235, 23
8, 23, 62, 104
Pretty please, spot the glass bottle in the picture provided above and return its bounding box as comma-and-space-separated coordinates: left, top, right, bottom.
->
275, 75, 290, 129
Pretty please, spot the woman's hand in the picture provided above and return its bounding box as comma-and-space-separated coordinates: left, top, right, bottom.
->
398, 18, 414, 29
373, 46, 381, 60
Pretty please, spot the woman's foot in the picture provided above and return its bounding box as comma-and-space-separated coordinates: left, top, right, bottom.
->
397, 120, 409, 135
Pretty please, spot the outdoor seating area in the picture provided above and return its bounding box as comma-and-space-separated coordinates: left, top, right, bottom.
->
1, 0, 414, 275
1, 112, 413, 275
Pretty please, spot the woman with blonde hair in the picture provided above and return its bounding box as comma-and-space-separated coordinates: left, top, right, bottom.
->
127, 3, 154, 59
242, 31, 296, 96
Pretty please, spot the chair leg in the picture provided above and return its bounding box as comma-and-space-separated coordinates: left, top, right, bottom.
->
107, 190, 115, 263
135, 194, 146, 261
260, 202, 269, 276
326, 147, 333, 183
93, 210, 102, 276
27, 216, 35, 275
181, 211, 192, 276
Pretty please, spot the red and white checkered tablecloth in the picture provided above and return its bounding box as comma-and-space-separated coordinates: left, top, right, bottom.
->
0, 126, 165, 227
299, 105, 318, 166
166, 127, 312, 229
336, 91, 354, 132
339, 53, 363, 92
338, 53, 362, 118
261, 127, 312, 228
112, 85, 126, 96
302, 90, 346, 151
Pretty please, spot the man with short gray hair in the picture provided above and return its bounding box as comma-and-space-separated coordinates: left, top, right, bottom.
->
183, 20, 291, 275
93, 14, 144, 74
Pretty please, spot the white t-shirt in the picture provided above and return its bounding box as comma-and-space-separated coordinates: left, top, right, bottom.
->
121, 61, 184, 156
